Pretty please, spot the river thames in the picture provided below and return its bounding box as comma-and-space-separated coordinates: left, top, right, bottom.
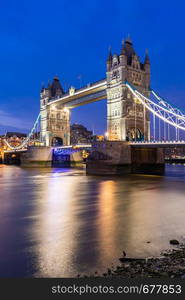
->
0, 164, 185, 277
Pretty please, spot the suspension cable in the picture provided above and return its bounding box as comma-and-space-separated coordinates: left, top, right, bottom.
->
164, 111, 166, 141
168, 123, 170, 141
151, 90, 185, 117
3, 113, 41, 150
134, 99, 137, 141
143, 103, 146, 141
126, 83, 185, 132
153, 110, 156, 141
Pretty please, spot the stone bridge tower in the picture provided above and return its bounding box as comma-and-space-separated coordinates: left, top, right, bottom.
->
40, 77, 70, 146
106, 38, 150, 141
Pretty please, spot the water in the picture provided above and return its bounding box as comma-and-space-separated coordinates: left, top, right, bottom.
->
0, 164, 185, 278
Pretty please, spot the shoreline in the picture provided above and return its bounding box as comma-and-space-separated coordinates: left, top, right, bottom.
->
83, 242, 185, 278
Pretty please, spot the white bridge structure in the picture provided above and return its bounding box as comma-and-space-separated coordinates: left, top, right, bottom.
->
2, 38, 185, 152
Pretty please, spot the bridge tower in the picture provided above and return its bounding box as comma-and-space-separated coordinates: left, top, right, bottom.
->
40, 77, 70, 146
106, 38, 150, 141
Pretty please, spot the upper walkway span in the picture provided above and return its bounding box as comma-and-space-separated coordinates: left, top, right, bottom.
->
48, 79, 107, 108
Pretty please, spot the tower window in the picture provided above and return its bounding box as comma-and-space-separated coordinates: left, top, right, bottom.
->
114, 124, 118, 134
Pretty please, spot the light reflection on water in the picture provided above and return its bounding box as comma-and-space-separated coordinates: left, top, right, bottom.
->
0, 164, 185, 277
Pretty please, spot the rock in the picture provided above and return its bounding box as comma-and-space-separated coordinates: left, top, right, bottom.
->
119, 257, 145, 263
82, 243, 185, 278
147, 241, 151, 243
170, 239, 180, 245
119, 258, 125, 263
122, 251, 126, 257
107, 268, 112, 275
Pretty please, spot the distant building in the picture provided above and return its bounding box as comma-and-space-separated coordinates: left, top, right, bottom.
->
2, 132, 27, 149
95, 135, 105, 141
5, 132, 27, 139
70, 124, 93, 144
165, 147, 185, 159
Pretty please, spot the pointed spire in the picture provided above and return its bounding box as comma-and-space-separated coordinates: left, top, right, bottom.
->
41, 82, 45, 92
120, 39, 126, 55
53, 74, 59, 81
50, 76, 64, 97
144, 49, 150, 64
125, 34, 132, 44
123, 36, 135, 65
107, 46, 112, 61
47, 79, 52, 89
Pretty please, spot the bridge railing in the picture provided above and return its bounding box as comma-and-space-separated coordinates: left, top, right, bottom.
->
130, 140, 185, 145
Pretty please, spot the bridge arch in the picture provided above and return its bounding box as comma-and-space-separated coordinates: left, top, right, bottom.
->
52, 136, 63, 146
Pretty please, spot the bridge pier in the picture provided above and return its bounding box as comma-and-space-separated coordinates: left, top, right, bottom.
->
86, 141, 131, 175
70, 151, 84, 167
131, 146, 165, 175
4, 152, 21, 165
52, 148, 85, 167
20, 146, 85, 168
20, 146, 52, 167
0, 150, 4, 164
86, 141, 165, 175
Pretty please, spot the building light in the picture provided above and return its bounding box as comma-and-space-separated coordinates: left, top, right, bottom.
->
105, 132, 108, 139
63, 107, 69, 113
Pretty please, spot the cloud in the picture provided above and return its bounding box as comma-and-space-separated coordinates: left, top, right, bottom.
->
0, 110, 32, 130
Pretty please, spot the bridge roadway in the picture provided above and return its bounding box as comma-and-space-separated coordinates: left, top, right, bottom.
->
2, 142, 185, 172
130, 141, 185, 148
56, 141, 185, 149
48, 79, 107, 108
3, 140, 185, 154
54, 144, 92, 149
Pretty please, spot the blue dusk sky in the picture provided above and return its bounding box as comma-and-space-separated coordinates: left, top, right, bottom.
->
0, 0, 185, 134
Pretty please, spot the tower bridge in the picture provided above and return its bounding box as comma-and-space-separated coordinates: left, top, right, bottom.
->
2, 37, 185, 173
5, 37, 185, 151
40, 37, 151, 146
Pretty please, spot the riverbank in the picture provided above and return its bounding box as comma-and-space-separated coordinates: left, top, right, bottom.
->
87, 242, 185, 278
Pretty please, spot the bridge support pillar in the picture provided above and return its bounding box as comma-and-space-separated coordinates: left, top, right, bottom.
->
70, 151, 84, 167
0, 150, 4, 164
86, 142, 165, 175
86, 141, 132, 175
131, 147, 165, 175
20, 146, 52, 167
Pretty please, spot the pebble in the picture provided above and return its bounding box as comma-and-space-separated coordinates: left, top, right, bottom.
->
170, 239, 180, 245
